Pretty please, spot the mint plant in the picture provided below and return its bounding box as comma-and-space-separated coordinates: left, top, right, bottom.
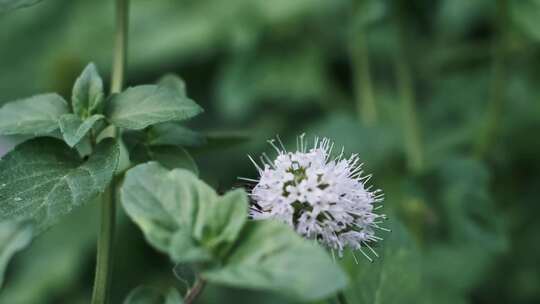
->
0, 1, 350, 303
2, 0, 530, 303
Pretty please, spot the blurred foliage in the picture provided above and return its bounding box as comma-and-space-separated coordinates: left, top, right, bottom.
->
1, 0, 539, 303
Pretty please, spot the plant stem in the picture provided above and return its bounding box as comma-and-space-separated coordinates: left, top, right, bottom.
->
91, 186, 116, 304
91, 0, 129, 303
474, 0, 507, 158
111, 0, 129, 95
184, 279, 206, 304
350, 17, 377, 125
394, 4, 424, 174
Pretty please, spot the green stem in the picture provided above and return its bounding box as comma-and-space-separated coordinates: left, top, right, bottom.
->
91, 0, 129, 303
184, 279, 206, 304
394, 5, 424, 174
351, 21, 377, 125
91, 186, 116, 304
474, 0, 507, 158
110, 0, 129, 95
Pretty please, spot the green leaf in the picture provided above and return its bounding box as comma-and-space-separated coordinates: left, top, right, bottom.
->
147, 123, 206, 148
0, 93, 69, 136
189, 131, 250, 155
128, 144, 198, 175
116, 139, 132, 174
157, 74, 188, 97
0, 220, 33, 288
342, 219, 424, 304
71, 63, 105, 118
147, 146, 199, 175
0, 203, 99, 304
121, 163, 224, 255
124, 286, 183, 304
0, 137, 119, 233
193, 189, 247, 251
169, 230, 212, 264
202, 220, 349, 301
121, 163, 346, 301
106, 85, 203, 130
59, 114, 104, 147
0, 0, 42, 12
121, 163, 194, 252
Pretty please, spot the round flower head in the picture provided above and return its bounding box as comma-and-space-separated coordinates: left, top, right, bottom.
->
242, 135, 386, 261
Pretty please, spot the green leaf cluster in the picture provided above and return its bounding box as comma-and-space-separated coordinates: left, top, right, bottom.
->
121, 162, 348, 302
0, 64, 203, 149
0, 64, 206, 296
3, 0, 538, 302
122, 75, 249, 174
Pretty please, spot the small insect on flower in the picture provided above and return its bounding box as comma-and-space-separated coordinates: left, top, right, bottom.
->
240, 134, 387, 262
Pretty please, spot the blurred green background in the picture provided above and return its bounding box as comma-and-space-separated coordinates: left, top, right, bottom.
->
1, 0, 539, 303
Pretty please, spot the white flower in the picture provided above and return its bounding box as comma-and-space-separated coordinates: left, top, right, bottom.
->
241, 134, 387, 261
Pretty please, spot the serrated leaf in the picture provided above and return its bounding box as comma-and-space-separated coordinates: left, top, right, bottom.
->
0, 93, 69, 136
0, 219, 33, 288
121, 163, 236, 256
124, 286, 183, 304
72, 63, 105, 118
59, 114, 104, 147
202, 220, 349, 301
0, 0, 41, 12
96, 128, 130, 175
106, 85, 203, 130
0, 137, 119, 233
